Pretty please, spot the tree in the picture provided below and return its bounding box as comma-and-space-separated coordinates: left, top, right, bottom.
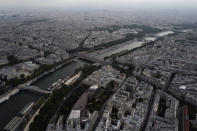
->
20, 74, 26, 80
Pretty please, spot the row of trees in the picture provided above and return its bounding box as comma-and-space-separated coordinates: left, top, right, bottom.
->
59, 84, 89, 123
6, 64, 53, 87
5, 56, 75, 87
87, 81, 116, 113
93, 32, 144, 50
93, 24, 161, 34
75, 64, 99, 79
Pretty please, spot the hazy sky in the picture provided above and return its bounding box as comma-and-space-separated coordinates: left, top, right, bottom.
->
0, 0, 197, 9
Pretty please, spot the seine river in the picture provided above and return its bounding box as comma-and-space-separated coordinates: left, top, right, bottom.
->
0, 60, 87, 130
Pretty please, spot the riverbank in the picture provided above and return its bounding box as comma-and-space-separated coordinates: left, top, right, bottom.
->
0, 88, 20, 104
0, 57, 76, 105
23, 97, 49, 131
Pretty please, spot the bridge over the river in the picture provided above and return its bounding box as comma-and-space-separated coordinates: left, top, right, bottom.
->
74, 54, 111, 65
18, 86, 52, 94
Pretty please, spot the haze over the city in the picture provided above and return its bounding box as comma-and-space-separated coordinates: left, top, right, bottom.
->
0, 0, 197, 9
